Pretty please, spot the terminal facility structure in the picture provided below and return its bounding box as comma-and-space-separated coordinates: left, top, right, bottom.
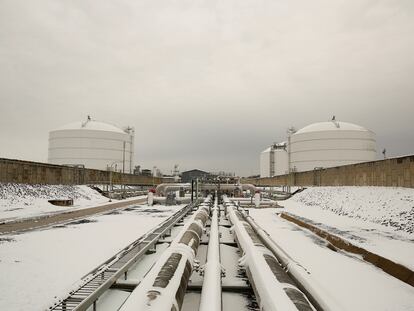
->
48, 117, 135, 173
260, 119, 377, 178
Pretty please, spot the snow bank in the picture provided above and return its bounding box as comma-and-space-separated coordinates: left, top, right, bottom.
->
0, 183, 109, 221
290, 187, 414, 235
282, 186, 414, 270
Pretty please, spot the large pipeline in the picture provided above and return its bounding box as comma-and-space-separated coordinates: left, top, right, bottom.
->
244, 215, 342, 311
119, 199, 210, 311
155, 183, 191, 196
156, 183, 258, 196
199, 196, 222, 311
225, 197, 315, 311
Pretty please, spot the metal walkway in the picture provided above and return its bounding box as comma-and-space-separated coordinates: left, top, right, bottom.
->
49, 203, 195, 311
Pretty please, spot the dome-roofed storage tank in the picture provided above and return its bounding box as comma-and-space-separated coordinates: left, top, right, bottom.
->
290, 120, 376, 172
48, 117, 134, 172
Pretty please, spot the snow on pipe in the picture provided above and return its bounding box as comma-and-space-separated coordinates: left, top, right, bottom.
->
119, 199, 210, 311
155, 183, 191, 195
243, 214, 343, 311
199, 196, 222, 311
199, 184, 258, 193
155, 183, 258, 196
224, 198, 315, 311
241, 184, 258, 193
163, 185, 192, 195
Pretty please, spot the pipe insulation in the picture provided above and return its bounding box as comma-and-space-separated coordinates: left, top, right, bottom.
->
155, 183, 191, 196
199, 196, 222, 311
119, 199, 210, 311
225, 198, 315, 311
244, 214, 342, 311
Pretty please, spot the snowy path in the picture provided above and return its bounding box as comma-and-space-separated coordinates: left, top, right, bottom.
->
0, 204, 181, 311
251, 209, 414, 311
0, 196, 147, 234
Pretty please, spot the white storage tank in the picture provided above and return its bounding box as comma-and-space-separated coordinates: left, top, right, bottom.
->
260, 142, 288, 177
48, 117, 135, 172
290, 120, 376, 172
273, 142, 288, 176
260, 147, 272, 177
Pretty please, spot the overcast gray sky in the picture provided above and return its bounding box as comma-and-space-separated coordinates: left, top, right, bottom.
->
1, 0, 413, 176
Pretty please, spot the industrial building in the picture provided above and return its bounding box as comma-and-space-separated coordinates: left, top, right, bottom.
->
48, 117, 135, 172
260, 119, 377, 177
181, 169, 210, 183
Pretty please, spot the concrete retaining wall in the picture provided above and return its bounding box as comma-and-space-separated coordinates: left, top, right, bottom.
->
0, 158, 162, 186
243, 155, 414, 188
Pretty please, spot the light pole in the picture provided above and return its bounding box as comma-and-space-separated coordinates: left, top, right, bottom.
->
287, 127, 296, 194
108, 161, 121, 201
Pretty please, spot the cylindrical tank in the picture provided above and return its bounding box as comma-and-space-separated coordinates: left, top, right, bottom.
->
273, 142, 288, 176
290, 121, 376, 172
260, 147, 272, 177
48, 118, 134, 172
260, 143, 288, 177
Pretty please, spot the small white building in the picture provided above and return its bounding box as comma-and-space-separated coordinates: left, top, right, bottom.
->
48, 117, 135, 172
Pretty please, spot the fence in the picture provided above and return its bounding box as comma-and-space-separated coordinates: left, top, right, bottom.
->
0, 158, 162, 186
243, 155, 414, 188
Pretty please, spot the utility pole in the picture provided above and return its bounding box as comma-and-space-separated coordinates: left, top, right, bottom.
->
191, 180, 194, 203
196, 178, 199, 202
122, 141, 126, 193
287, 127, 296, 194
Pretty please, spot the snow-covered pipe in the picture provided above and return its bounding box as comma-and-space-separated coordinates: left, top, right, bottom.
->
156, 183, 191, 196
243, 214, 341, 311
119, 200, 210, 311
254, 192, 260, 208
156, 183, 258, 196
148, 190, 154, 206
199, 197, 221, 311
241, 184, 258, 193
164, 184, 192, 195
225, 200, 315, 311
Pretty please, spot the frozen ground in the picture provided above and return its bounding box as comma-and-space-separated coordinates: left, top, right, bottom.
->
251, 209, 414, 310
251, 186, 414, 310
289, 186, 414, 235
0, 204, 182, 311
0, 183, 145, 222
280, 186, 414, 269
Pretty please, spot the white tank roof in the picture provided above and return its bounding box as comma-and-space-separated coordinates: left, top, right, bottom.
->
53, 120, 125, 134
295, 121, 370, 134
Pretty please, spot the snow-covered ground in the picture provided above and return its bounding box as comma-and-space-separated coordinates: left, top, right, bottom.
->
251, 186, 414, 310
0, 204, 182, 311
290, 186, 414, 235
0, 183, 145, 222
279, 186, 414, 270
